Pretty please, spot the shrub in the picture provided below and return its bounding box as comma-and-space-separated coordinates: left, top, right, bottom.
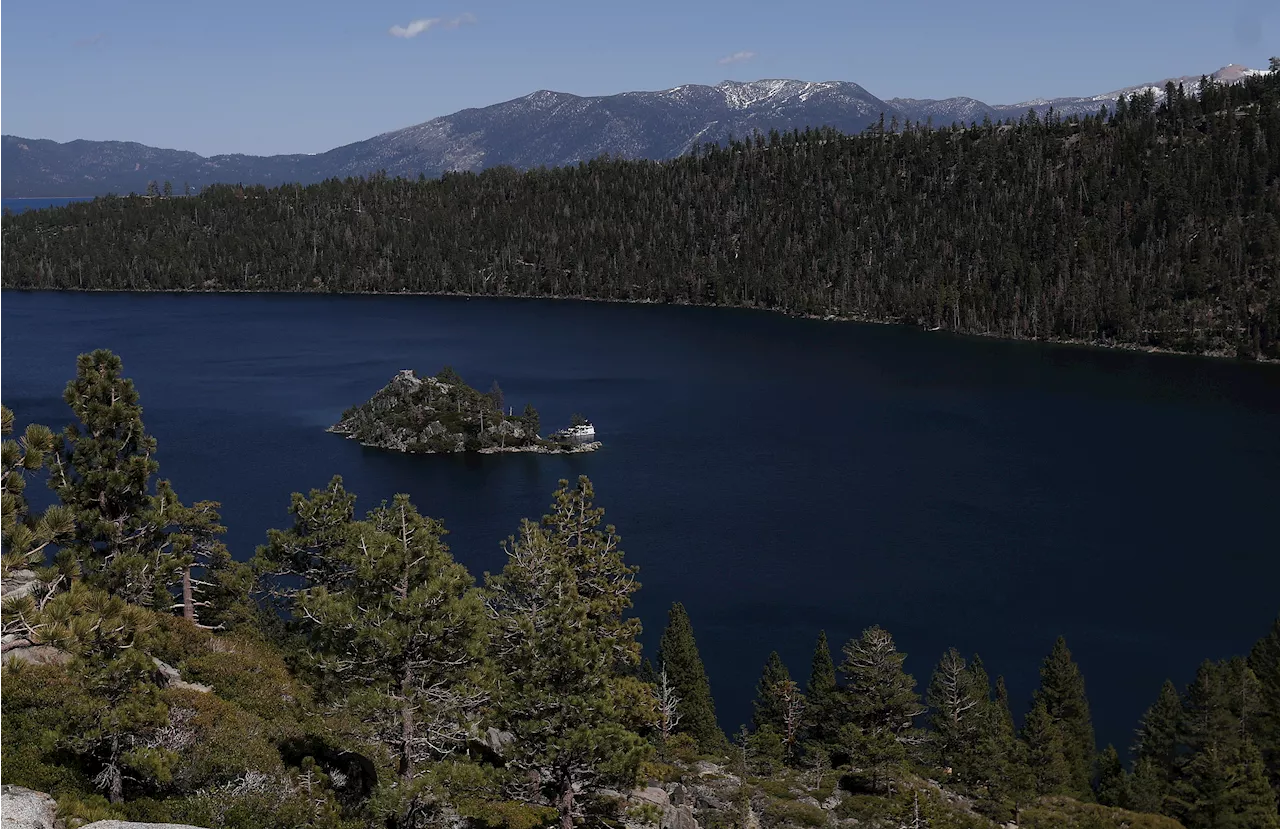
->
764, 798, 829, 828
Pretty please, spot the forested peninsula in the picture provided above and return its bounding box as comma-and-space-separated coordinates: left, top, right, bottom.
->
330, 367, 600, 454
4, 72, 1279, 359
3, 350, 1279, 829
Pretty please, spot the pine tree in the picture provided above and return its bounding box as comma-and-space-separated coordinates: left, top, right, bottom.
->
1033, 636, 1096, 798
486, 477, 650, 829
1248, 615, 1280, 800
49, 350, 227, 613
803, 630, 840, 757
1173, 657, 1271, 827
1, 406, 74, 605
989, 675, 1034, 822
752, 651, 791, 733
926, 648, 988, 786
658, 602, 723, 752
1095, 744, 1132, 807
1130, 756, 1168, 814
1177, 737, 1279, 829
1022, 697, 1071, 795
1133, 679, 1182, 792
838, 626, 924, 791
258, 485, 489, 789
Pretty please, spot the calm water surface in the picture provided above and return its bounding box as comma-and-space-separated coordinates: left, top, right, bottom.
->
2, 197, 92, 214
3, 292, 1278, 751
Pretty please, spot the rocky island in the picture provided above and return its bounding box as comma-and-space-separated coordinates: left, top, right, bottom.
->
329, 367, 601, 454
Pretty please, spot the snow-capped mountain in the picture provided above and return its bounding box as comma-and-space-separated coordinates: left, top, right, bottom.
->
2, 65, 1270, 197
892, 64, 1271, 124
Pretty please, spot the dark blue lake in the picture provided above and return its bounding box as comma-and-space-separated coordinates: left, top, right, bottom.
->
3, 291, 1278, 752
2, 197, 92, 214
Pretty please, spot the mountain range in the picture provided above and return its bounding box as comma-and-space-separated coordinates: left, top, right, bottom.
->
2, 64, 1268, 198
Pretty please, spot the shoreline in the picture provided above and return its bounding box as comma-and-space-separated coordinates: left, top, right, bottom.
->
3, 285, 1274, 365
327, 426, 602, 455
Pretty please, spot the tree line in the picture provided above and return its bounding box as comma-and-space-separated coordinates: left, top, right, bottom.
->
3, 350, 1278, 828
3, 70, 1279, 359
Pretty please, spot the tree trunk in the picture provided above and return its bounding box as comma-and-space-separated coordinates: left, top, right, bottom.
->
182, 565, 196, 622
399, 664, 415, 782
558, 772, 575, 829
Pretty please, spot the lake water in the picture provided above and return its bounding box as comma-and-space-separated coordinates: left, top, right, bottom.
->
2, 197, 92, 214
3, 291, 1278, 752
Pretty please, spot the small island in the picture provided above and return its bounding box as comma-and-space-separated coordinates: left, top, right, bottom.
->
329, 367, 601, 454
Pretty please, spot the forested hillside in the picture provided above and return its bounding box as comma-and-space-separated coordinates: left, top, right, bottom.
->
3, 351, 1279, 829
4, 72, 1279, 358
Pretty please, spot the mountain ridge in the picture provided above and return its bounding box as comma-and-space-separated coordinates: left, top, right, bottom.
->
3, 64, 1268, 198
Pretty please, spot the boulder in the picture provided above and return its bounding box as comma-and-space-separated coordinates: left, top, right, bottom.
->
0, 570, 40, 601
482, 726, 516, 756
2, 642, 72, 668
628, 786, 699, 829
1, 785, 62, 829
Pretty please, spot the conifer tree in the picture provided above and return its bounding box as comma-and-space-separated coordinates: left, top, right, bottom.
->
962, 655, 1008, 792
838, 626, 923, 791
1095, 744, 1132, 808
1022, 697, 1072, 796
803, 630, 840, 757
257, 483, 490, 795
1, 405, 74, 605
1177, 737, 1279, 829
49, 350, 234, 616
1130, 757, 1168, 814
752, 651, 791, 733
988, 675, 1034, 821
1133, 679, 1183, 790
1032, 636, 1096, 798
486, 477, 650, 829
926, 648, 986, 785
658, 602, 723, 752
1248, 615, 1280, 799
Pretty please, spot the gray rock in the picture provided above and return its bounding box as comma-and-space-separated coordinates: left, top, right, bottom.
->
1, 785, 62, 829
631, 786, 671, 808
482, 726, 516, 756
628, 787, 698, 829
1, 570, 39, 601
2, 644, 72, 668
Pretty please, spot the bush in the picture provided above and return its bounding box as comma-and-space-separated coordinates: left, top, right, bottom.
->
1, 662, 99, 796
835, 793, 906, 823
1021, 797, 1185, 829
764, 798, 829, 828
162, 687, 283, 790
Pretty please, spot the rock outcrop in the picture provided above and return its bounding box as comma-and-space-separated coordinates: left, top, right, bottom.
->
1, 569, 41, 601
1, 786, 62, 829
625, 785, 700, 829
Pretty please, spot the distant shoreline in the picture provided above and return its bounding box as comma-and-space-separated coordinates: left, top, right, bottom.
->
3, 286, 1275, 365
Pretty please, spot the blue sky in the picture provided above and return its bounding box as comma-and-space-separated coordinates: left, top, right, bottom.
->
2, 0, 1276, 156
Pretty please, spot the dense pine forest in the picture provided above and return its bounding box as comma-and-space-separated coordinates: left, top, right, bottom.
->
2, 350, 1278, 829
4, 70, 1280, 359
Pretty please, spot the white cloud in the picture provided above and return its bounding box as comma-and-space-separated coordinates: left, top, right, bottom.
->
717, 50, 756, 66
389, 13, 476, 38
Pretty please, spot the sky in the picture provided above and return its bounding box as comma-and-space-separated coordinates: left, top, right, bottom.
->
1, 0, 1276, 157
